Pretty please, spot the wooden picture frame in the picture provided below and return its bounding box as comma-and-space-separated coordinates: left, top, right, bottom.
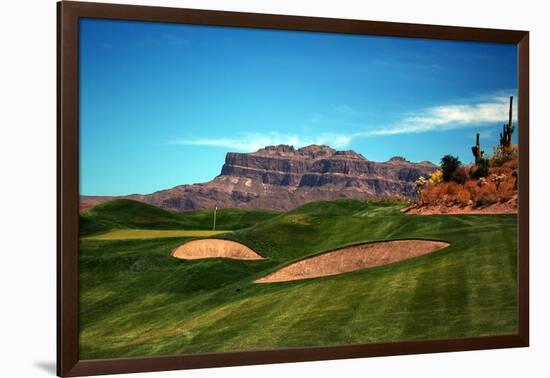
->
57, 1, 529, 376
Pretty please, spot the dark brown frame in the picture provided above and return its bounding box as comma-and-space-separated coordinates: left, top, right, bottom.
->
57, 1, 529, 376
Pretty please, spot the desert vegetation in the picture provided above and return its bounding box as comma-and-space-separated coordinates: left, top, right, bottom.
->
411, 97, 518, 214
417, 153, 517, 208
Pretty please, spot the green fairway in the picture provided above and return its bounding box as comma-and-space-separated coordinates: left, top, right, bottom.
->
83, 229, 232, 241
79, 199, 517, 359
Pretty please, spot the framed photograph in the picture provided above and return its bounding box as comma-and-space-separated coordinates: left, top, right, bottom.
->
57, 1, 529, 376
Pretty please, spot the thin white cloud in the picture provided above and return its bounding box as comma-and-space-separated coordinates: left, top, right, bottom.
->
168, 92, 517, 152
366, 95, 517, 136
170, 132, 352, 152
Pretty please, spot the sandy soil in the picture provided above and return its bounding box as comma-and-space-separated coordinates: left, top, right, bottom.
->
254, 240, 449, 283
172, 239, 264, 260
403, 196, 518, 215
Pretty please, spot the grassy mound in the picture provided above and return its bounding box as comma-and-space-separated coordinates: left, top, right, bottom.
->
79, 199, 517, 359
79, 199, 280, 236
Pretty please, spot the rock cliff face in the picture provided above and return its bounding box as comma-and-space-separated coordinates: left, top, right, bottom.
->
81, 145, 437, 211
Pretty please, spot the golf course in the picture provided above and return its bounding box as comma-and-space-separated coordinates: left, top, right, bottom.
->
79, 198, 517, 359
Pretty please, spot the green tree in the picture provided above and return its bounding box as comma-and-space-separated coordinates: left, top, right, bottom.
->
470, 158, 489, 179
440, 155, 461, 182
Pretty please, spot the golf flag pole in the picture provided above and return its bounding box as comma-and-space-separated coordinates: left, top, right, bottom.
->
213, 206, 217, 231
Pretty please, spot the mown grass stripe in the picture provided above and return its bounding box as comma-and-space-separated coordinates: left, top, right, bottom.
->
84, 229, 232, 240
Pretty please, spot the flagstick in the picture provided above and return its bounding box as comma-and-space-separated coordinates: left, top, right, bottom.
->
213, 206, 217, 231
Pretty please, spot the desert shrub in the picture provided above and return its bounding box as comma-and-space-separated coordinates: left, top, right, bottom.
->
489, 159, 517, 186
491, 144, 518, 166
452, 166, 468, 184
461, 179, 497, 206
415, 176, 427, 196
470, 180, 499, 206
456, 187, 472, 206
470, 158, 489, 179
421, 183, 449, 204
464, 180, 478, 196
475, 187, 498, 205
421, 184, 443, 204
490, 173, 507, 190
442, 182, 460, 197
428, 170, 443, 185
502, 158, 518, 170
490, 166, 509, 176
498, 178, 516, 202
440, 155, 461, 182
421, 182, 462, 204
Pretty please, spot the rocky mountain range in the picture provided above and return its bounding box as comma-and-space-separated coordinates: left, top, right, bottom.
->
80, 144, 438, 211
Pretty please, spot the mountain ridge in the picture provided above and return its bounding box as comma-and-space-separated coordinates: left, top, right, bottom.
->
81, 144, 437, 211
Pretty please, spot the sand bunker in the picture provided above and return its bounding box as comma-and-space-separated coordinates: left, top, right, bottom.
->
255, 240, 449, 283
172, 239, 264, 260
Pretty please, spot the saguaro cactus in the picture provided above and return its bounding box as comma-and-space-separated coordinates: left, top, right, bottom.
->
499, 96, 515, 148
471, 133, 484, 164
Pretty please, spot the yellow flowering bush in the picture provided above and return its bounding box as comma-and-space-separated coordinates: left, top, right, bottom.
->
428, 170, 443, 185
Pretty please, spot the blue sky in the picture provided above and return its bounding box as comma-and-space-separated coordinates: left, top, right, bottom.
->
79, 18, 518, 196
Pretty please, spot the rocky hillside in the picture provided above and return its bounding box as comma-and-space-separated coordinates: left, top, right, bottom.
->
81, 144, 437, 211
